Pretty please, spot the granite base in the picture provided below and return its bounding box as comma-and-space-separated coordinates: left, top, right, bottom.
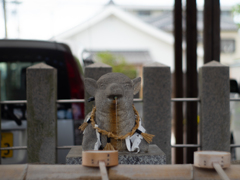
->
66, 144, 166, 165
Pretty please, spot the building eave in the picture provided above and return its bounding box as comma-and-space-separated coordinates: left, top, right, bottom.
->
52, 5, 174, 45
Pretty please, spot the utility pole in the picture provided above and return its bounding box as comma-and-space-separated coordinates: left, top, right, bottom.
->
3, 0, 7, 38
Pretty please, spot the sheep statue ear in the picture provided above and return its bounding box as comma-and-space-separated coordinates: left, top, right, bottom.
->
132, 77, 141, 95
84, 78, 97, 96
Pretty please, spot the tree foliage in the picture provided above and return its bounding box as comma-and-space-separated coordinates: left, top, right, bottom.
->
97, 52, 137, 79
232, 4, 240, 28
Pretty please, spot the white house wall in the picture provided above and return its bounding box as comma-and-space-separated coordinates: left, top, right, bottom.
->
59, 14, 174, 70
220, 32, 240, 65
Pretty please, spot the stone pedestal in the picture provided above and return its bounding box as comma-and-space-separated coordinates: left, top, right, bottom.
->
66, 145, 166, 165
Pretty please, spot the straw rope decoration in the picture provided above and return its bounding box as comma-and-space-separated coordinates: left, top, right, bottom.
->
79, 105, 155, 150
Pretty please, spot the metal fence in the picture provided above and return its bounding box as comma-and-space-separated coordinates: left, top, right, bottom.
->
1, 97, 240, 151
1, 61, 240, 164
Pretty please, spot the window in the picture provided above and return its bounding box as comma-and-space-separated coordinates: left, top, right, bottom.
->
221, 39, 235, 53
138, 10, 151, 16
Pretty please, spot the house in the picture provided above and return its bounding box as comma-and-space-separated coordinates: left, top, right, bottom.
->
121, 4, 240, 77
52, 4, 176, 72
52, 3, 240, 78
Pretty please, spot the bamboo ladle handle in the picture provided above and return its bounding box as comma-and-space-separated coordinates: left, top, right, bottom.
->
99, 161, 109, 180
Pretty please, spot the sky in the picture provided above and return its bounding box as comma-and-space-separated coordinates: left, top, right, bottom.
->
0, 0, 240, 40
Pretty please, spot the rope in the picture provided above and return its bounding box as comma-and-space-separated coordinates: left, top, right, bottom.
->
79, 105, 155, 148
89, 105, 140, 140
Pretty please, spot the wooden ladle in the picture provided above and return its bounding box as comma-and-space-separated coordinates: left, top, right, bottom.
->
194, 151, 231, 180
82, 150, 118, 180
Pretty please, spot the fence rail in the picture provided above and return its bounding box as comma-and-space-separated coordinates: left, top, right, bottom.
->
0, 98, 143, 104
230, 98, 240, 101
1, 98, 239, 104
0, 100, 27, 104
0, 146, 80, 150
171, 98, 200, 102
2, 144, 240, 151
171, 144, 200, 148
56, 99, 85, 103
1, 96, 240, 151
1, 97, 240, 150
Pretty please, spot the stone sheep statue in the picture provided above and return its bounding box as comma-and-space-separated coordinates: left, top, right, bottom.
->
79, 72, 154, 153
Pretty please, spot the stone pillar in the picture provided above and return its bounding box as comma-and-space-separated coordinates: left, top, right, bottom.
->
143, 62, 171, 164
27, 63, 57, 164
84, 62, 112, 116
199, 61, 230, 151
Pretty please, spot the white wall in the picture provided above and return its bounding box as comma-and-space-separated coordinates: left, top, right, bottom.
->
220, 32, 240, 66
57, 14, 174, 70
197, 31, 240, 66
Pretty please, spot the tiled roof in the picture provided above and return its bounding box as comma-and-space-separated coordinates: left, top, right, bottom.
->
144, 10, 238, 32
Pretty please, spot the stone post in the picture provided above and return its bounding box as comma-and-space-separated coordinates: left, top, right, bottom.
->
199, 61, 230, 151
143, 62, 171, 164
84, 62, 112, 115
27, 63, 57, 164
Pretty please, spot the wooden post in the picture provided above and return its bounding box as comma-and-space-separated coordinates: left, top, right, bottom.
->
204, 0, 220, 63
174, 0, 184, 164
186, 0, 198, 164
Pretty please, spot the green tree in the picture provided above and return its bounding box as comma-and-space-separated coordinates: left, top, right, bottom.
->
97, 52, 137, 79
74, 56, 84, 75
232, 4, 240, 28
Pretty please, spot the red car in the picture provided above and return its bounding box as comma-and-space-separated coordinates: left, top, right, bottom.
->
0, 39, 84, 163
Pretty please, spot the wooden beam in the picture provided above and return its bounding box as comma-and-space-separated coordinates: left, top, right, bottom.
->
212, 0, 220, 61
174, 0, 183, 164
186, 0, 198, 164
204, 0, 220, 63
